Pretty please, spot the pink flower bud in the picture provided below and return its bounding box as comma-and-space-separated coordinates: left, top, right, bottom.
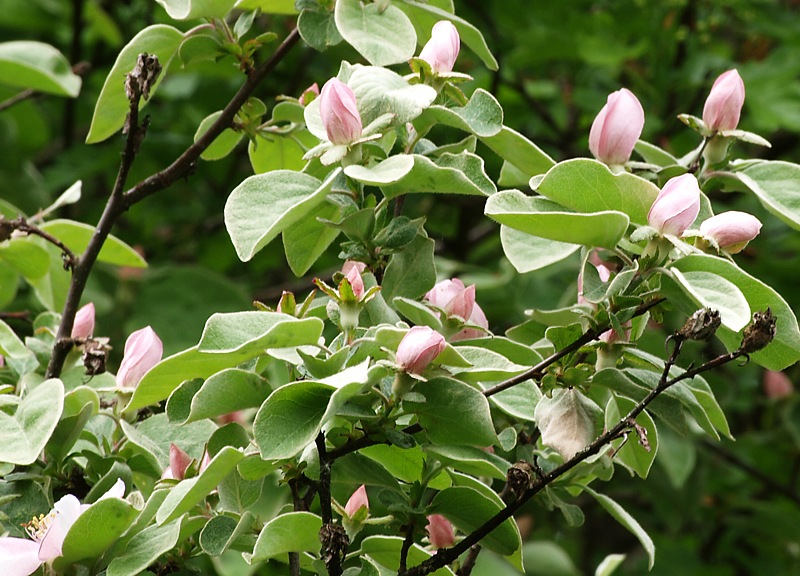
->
418, 21, 460, 74
699, 211, 762, 254
425, 279, 475, 320
702, 69, 745, 132
589, 88, 645, 166
71, 302, 95, 339
647, 174, 701, 236
344, 484, 369, 518
426, 514, 455, 548
343, 261, 365, 299
396, 326, 446, 375
451, 302, 489, 342
763, 370, 793, 399
162, 443, 192, 480
116, 326, 163, 389
319, 78, 362, 145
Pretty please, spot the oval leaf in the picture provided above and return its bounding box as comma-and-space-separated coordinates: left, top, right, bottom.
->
0, 41, 81, 96
224, 168, 340, 261
40, 219, 147, 268
0, 379, 64, 465
485, 190, 630, 248
87, 25, 184, 144
335, 0, 417, 66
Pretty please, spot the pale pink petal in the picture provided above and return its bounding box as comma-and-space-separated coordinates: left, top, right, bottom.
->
38, 495, 80, 562
0, 537, 44, 576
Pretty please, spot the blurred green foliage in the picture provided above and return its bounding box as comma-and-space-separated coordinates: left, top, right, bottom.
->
1, 0, 799, 574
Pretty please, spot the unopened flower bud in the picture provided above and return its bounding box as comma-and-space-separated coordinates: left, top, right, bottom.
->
396, 326, 446, 375
344, 485, 369, 518
588, 88, 645, 166
425, 279, 475, 320
703, 69, 745, 132
162, 443, 192, 480
426, 514, 455, 549
71, 302, 95, 339
319, 78, 362, 145
763, 370, 794, 399
699, 211, 762, 254
116, 326, 163, 389
342, 261, 366, 300
418, 21, 460, 74
677, 308, 721, 341
647, 174, 701, 236
740, 309, 777, 354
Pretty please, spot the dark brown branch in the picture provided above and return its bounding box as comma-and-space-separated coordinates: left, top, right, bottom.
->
456, 545, 482, 576
400, 346, 745, 576
483, 297, 665, 397
316, 433, 347, 576
1, 217, 78, 270
45, 27, 301, 379
399, 525, 415, 572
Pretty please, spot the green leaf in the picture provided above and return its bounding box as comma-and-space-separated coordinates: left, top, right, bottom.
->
449, 347, 531, 382
583, 487, 655, 570
356, 535, 456, 576
128, 313, 323, 410
413, 89, 503, 137
167, 368, 269, 424
332, 453, 404, 492
430, 486, 521, 556
396, 1, 498, 70
671, 254, 800, 370
283, 200, 342, 276
348, 64, 437, 126
254, 381, 332, 460
106, 520, 182, 576
738, 161, 800, 231
485, 190, 630, 249
237, 0, 297, 13
669, 269, 750, 331
178, 33, 225, 65
595, 554, 627, 576
195, 110, 244, 161
634, 140, 678, 167
536, 158, 660, 225
344, 152, 495, 198
156, 446, 245, 524
0, 379, 64, 465
254, 362, 374, 460
500, 225, 580, 273
224, 168, 340, 262
424, 445, 509, 479
298, 8, 343, 51
40, 219, 148, 267
487, 379, 540, 422
0, 263, 18, 308
155, 0, 237, 20
605, 395, 658, 478
199, 511, 255, 556
334, 0, 417, 66
393, 297, 443, 331
0, 41, 81, 96
59, 498, 138, 564
0, 238, 50, 279
121, 414, 216, 471
249, 130, 318, 173
404, 377, 497, 446
382, 232, 436, 302
481, 126, 556, 178
252, 511, 323, 561
86, 25, 184, 144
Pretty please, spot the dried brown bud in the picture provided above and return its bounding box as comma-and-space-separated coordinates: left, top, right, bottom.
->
740, 308, 777, 354
319, 522, 349, 569
83, 338, 110, 376
0, 218, 15, 242
507, 461, 535, 496
124, 53, 162, 103
677, 308, 721, 341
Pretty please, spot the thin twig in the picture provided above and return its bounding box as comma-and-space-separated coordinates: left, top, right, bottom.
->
456, 545, 482, 576
483, 297, 665, 397
2, 217, 78, 270
45, 27, 301, 379
0, 89, 36, 113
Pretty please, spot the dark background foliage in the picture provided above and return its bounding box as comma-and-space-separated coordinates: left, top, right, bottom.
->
1, 1, 799, 573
